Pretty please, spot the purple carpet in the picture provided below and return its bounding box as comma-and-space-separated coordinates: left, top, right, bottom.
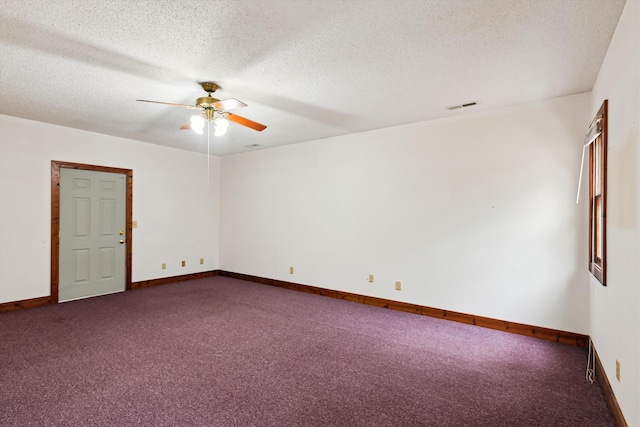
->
0, 276, 614, 426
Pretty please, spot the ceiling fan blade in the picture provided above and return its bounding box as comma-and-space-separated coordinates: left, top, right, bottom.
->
213, 98, 248, 111
227, 113, 267, 132
136, 99, 199, 110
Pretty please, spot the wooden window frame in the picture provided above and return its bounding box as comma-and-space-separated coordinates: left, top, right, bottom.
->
588, 101, 607, 285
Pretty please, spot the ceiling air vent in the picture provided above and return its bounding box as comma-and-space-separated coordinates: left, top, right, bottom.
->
447, 102, 477, 110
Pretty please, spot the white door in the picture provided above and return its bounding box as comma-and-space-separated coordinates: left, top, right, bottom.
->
59, 168, 127, 302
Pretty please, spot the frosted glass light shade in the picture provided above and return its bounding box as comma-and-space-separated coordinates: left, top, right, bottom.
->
214, 116, 229, 136
190, 115, 205, 134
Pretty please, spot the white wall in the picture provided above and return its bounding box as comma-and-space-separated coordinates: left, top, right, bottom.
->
589, 1, 640, 425
221, 93, 591, 333
0, 115, 220, 303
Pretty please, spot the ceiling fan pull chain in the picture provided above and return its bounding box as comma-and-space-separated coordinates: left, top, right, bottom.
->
207, 120, 210, 188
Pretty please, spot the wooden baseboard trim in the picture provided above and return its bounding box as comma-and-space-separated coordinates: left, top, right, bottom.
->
0, 296, 53, 313
0, 271, 220, 314
1, 271, 589, 349
594, 345, 628, 427
131, 270, 219, 289
219, 271, 589, 348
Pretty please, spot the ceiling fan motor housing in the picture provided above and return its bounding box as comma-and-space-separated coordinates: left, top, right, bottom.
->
196, 96, 220, 109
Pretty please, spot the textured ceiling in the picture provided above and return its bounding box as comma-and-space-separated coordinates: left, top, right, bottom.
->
0, 0, 626, 156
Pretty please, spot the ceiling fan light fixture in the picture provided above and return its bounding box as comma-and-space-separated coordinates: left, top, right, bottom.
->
190, 114, 205, 134
137, 81, 266, 135
213, 114, 229, 137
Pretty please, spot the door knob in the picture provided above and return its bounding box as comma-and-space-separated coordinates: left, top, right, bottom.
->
119, 230, 125, 235
119, 239, 125, 244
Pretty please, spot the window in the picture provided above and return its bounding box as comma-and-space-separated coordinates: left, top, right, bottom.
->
589, 100, 607, 285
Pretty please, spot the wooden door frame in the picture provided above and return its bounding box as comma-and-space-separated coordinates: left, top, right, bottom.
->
51, 161, 133, 303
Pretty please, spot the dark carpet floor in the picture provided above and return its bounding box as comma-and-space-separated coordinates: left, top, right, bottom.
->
0, 276, 614, 426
